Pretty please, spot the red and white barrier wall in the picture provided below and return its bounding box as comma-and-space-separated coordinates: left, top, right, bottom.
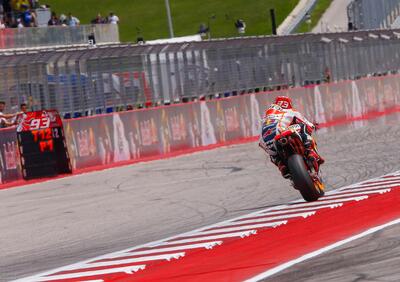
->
0, 75, 399, 186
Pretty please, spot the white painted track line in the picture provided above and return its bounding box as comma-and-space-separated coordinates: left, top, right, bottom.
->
107, 241, 223, 259
336, 184, 400, 193
218, 213, 315, 227
70, 253, 185, 269
257, 204, 343, 216
288, 196, 368, 207
188, 221, 287, 236
361, 178, 400, 185
162, 230, 257, 246
323, 189, 391, 199
347, 182, 400, 190
345, 178, 400, 188
32, 265, 146, 281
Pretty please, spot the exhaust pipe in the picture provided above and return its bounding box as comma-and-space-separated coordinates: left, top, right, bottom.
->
279, 137, 288, 145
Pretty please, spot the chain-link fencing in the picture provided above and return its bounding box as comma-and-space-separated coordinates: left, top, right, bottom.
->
348, 0, 400, 30
1, 29, 400, 118
0, 24, 119, 50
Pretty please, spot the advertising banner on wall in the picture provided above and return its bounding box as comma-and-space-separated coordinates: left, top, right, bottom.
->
1, 75, 400, 184
0, 128, 22, 184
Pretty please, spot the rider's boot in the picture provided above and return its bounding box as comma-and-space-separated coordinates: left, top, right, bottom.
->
271, 155, 291, 179
312, 142, 325, 165
305, 139, 324, 168
278, 161, 291, 179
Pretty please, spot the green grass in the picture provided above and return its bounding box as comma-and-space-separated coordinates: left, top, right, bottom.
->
296, 0, 332, 33
44, 0, 299, 42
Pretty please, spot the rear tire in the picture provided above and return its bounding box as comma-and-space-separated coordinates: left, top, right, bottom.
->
288, 154, 323, 202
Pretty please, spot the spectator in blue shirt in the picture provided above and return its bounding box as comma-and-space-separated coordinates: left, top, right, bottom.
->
67, 12, 80, 27
22, 5, 36, 27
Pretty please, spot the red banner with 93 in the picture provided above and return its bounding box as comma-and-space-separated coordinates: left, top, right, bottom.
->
17, 110, 63, 132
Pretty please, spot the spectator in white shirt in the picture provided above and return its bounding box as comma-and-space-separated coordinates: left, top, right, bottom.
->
59, 14, 67, 26
17, 18, 24, 28
108, 12, 119, 24
0, 101, 18, 128
12, 103, 28, 125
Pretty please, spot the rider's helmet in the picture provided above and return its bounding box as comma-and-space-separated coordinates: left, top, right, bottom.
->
274, 96, 293, 109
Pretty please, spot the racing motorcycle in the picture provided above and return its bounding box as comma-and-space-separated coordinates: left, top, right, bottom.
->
274, 124, 325, 202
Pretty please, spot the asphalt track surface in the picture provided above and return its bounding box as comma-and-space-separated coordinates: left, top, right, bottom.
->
267, 224, 400, 282
1, 113, 400, 281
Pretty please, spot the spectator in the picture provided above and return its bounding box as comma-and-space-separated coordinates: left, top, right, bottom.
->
30, 0, 40, 9
0, 101, 7, 128
7, 17, 16, 28
19, 103, 28, 113
0, 19, 6, 29
16, 18, 24, 28
67, 12, 80, 26
11, 0, 30, 12
2, 15, 10, 28
234, 19, 246, 34
9, 103, 28, 126
59, 14, 67, 26
91, 13, 105, 24
0, 101, 19, 127
198, 23, 209, 37
21, 5, 37, 27
48, 12, 59, 26
324, 67, 331, 83
108, 12, 119, 24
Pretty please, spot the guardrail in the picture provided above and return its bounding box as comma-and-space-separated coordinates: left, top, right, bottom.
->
0, 74, 399, 186
0, 24, 119, 50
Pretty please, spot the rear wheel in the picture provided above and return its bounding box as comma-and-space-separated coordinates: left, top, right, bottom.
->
288, 154, 323, 202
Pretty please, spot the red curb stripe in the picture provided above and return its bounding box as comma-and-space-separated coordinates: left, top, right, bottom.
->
119, 187, 400, 282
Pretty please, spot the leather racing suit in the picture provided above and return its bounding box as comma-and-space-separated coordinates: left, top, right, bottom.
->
259, 104, 323, 178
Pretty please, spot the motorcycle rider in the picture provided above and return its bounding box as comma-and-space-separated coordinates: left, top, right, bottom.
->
259, 96, 324, 179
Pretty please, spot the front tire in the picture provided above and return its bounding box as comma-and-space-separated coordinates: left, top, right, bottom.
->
288, 154, 323, 202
